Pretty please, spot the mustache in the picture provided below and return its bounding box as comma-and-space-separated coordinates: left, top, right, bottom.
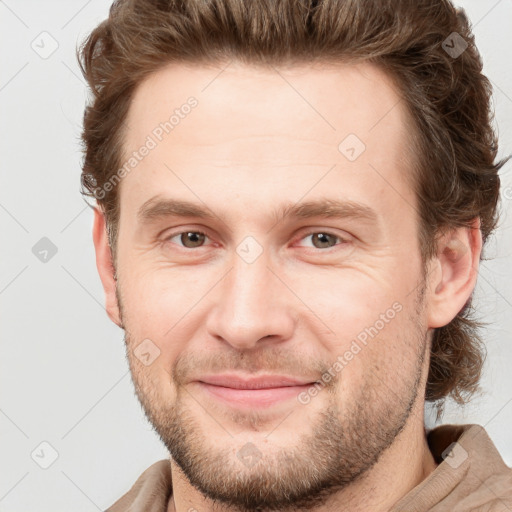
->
171, 347, 331, 384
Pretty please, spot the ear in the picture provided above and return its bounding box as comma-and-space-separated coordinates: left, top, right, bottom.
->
427, 218, 482, 328
92, 207, 122, 327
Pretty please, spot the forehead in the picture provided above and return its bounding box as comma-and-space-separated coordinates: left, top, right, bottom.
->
120, 60, 417, 230
124, 59, 410, 151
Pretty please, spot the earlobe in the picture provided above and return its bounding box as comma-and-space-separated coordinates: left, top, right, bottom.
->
92, 207, 123, 327
427, 218, 482, 328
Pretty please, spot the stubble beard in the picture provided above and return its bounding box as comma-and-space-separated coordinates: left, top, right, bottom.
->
117, 284, 428, 512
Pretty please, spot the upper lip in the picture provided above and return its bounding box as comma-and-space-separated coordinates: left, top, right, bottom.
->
198, 374, 316, 390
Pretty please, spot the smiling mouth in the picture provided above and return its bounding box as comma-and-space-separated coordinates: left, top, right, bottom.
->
196, 378, 316, 408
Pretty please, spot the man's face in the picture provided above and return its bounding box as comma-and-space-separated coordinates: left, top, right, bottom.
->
112, 61, 432, 510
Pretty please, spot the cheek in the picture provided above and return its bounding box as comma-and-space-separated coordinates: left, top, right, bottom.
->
291, 269, 398, 342
119, 269, 207, 369
333, 306, 420, 410
120, 269, 187, 327
302, 275, 410, 382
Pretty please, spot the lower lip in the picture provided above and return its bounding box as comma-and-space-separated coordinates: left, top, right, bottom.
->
197, 382, 313, 408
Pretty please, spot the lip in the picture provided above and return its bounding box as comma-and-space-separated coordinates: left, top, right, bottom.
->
195, 374, 317, 408
198, 374, 314, 389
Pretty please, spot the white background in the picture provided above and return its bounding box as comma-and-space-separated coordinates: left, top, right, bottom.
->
0, 1, 511, 510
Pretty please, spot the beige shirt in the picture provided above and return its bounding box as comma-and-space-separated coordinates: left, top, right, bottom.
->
105, 424, 512, 512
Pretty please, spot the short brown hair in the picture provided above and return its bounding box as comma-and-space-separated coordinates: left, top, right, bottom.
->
77, 0, 508, 417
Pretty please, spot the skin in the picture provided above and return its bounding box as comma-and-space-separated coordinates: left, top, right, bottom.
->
93, 60, 482, 511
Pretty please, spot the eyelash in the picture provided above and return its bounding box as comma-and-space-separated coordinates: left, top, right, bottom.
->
163, 229, 349, 251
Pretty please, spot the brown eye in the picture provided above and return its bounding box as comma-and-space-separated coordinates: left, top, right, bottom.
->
310, 233, 338, 249
166, 231, 208, 248
180, 232, 206, 248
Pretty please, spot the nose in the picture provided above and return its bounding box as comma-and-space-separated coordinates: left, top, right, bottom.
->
205, 251, 296, 351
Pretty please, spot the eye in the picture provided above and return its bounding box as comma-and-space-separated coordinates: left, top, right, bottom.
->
165, 231, 210, 249
163, 229, 349, 251
296, 231, 348, 250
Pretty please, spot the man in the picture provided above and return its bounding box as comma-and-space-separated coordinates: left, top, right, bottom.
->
78, 0, 511, 510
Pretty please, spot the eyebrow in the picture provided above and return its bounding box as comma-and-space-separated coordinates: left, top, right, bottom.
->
137, 196, 379, 226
